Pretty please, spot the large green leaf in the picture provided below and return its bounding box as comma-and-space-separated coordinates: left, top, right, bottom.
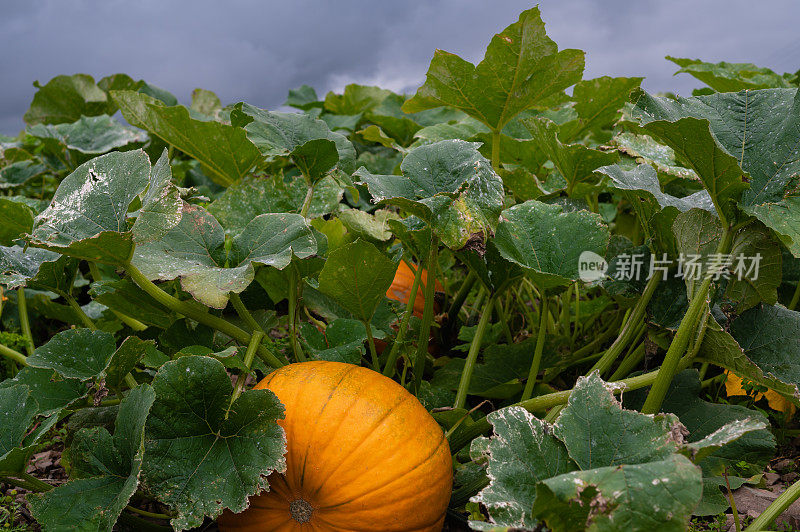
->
89, 279, 173, 328
612, 132, 697, 181
133, 203, 316, 308
697, 307, 800, 406
26, 328, 116, 381
191, 88, 222, 117
469, 373, 705, 531
208, 173, 342, 232
0, 160, 48, 189
0, 367, 86, 417
28, 385, 155, 532
493, 200, 610, 289
112, 90, 261, 186
131, 150, 182, 244
284, 84, 323, 111
0, 384, 38, 461
28, 149, 181, 264
300, 318, 367, 364
29, 150, 150, 263
142, 356, 286, 530
324, 84, 392, 115
317, 239, 397, 322
628, 370, 773, 515
634, 117, 748, 224
632, 89, 800, 253
0, 245, 75, 292
233, 103, 356, 178
532, 455, 702, 532
667, 56, 794, 92
403, 7, 584, 132
554, 374, 682, 469
558, 76, 643, 143
598, 163, 713, 214
469, 407, 577, 530
24, 74, 111, 125
355, 140, 504, 249
0, 197, 35, 246
672, 209, 781, 306
27, 115, 148, 154
523, 117, 618, 194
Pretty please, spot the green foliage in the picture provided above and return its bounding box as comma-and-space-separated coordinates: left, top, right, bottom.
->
1, 6, 799, 532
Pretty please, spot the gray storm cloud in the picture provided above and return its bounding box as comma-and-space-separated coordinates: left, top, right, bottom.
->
1, 0, 798, 134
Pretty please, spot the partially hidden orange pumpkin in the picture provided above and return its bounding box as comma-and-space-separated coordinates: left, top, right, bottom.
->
386, 261, 443, 318
217, 361, 453, 531
724, 371, 796, 418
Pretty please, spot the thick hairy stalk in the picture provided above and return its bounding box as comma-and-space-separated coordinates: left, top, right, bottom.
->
123, 262, 285, 368
231, 330, 265, 406
65, 295, 98, 330
412, 237, 438, 394
590, 270, 662, 375
744, 477, 800, 531
454, 293, 497, 409
364, 321, 380, 371
287, 266, 307, 362
383, 260, 425, 377
229, 292, 263, 333
17, 287, 35, 355
520, 291, 548, 401
0, 342, 27, 366
446, 270, 477, 326
641, 230, 732, 414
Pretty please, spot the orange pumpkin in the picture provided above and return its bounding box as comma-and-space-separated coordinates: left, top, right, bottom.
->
217, 361, 453, 531
386, 261, 443, 318
724, 371, 796, 418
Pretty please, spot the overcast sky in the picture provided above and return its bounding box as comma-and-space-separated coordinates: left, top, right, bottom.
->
2, 0, 799, 134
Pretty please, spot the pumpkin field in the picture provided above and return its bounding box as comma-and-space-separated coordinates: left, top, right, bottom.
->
2, 5, 800, 531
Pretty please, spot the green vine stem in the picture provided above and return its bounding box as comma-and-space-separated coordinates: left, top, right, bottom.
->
589, 269, 662, 376
543, 273, 656, 424
454, 293, 497, 409
299, 182, 315, 218
520, 289, 548, 401
743, 476, 800, 531
364, 321, 380, 371
641, 229, 733, 414
494, 297, 514, 344
448, 352, 698, 454
229, 292, 263, 333
469, 286, 487, 324
383, 260, 425, 378
571, 282, 581, 345
17, 287, 35, 355
111, 310, 148, 331
231, 330, 264, 406
287, 265, 307, 363
124, 505, 174, 521
609, 341, 646, 381
64, 295, 97, 330
0, 342, 27, 366
123, 262, 285, 368
124, 374, 138, 389
789, 282, 800, 311
412, 236, 438, 394
446, 270, 477, 326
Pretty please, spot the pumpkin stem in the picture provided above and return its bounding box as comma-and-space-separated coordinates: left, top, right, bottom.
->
289, 499, 314, 523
